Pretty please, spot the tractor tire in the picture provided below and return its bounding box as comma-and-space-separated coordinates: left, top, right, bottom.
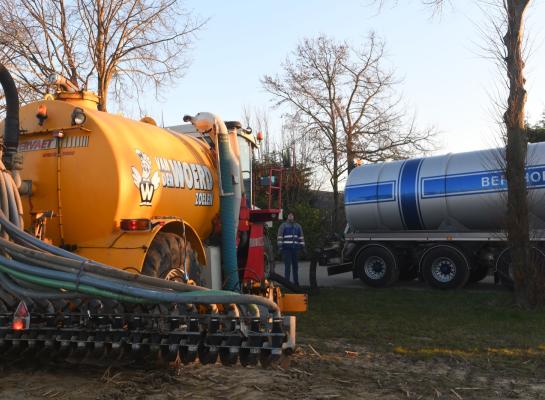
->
142, 232, 203, 285
421, 245, 470, 290
355, 245, 399, 288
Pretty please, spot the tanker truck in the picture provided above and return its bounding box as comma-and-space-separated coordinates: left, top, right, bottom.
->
321, 143, 545, 289
0, 64, 305, 367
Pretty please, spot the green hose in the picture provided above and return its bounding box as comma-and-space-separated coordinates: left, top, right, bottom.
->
0, 263, 250, 305
0, 263, 149, 303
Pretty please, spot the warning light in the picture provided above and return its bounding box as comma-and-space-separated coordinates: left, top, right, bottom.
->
256, 131, 264, 142
36, 104, 48, 126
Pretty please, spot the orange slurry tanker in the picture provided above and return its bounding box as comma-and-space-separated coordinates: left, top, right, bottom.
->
0, 65, 306, 367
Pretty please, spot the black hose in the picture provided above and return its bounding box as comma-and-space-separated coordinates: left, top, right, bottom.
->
4, 246, 203, 296
0, 63, 20, 170
0, 234, 208, 293
0, 271, 79, 299
0, 246, 281, 312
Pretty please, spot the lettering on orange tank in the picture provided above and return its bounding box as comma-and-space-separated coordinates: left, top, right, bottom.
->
130, 149, 215, 207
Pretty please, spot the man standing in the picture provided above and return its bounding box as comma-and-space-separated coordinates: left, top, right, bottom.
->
277, 212, 305, 286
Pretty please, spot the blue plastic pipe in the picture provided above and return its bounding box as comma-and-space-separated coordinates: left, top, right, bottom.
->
218, 132, 240, 291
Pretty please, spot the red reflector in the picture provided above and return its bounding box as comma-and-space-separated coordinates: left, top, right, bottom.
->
120, 218, 151, 231
14, 300, 29, 318
13, 301, 30, 331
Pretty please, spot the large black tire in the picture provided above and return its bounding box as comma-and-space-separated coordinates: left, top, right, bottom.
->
496, 248, 514, 289
421, 245, 470, 290
141, 232, 203, 285
495, 247, 545, 290
355, 245, 399, 288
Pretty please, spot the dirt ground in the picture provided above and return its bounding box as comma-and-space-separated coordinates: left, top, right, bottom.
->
1, 338, 544, 400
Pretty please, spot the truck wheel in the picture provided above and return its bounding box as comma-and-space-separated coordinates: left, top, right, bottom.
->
142, 232, 202, 284
421, 245, 470, 289
355, 245, 399, 288
495, 247, 545, 289
495, 248, 514, 288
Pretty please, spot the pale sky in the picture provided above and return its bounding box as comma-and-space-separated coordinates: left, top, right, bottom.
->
132, 0, 545, 156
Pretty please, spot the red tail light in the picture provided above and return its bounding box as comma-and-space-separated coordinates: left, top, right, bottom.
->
12, 301, 30, 330
120, 218, 151, 231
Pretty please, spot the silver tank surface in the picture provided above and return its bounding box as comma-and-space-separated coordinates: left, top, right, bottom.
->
345, 143, 545, 231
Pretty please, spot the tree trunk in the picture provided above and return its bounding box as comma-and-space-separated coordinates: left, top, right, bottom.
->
332, 176, 339, 233
346, 131, 356, 174
503, 0, 543, 307
331, 132, 339, 232
97, 81, 107, 111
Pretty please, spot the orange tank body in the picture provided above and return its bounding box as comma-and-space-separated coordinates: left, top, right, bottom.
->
13, 93, 219, 271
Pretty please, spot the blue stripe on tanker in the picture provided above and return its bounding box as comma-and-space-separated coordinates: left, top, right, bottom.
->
344, 181, 396, 205
398, 159, 424, 230
421, 164, 545, 198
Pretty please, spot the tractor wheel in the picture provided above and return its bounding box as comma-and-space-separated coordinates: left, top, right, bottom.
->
355, 245, 399, 288
421, 245, 470, 290
142, 232, 203, 285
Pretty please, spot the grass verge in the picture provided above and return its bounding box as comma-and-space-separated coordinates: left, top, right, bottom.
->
297, 287, 545, 360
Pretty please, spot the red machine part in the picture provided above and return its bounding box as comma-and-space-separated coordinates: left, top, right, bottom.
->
242, 222, 265, 281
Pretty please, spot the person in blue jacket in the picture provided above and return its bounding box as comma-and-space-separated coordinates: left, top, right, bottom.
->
277, 212, 305, 286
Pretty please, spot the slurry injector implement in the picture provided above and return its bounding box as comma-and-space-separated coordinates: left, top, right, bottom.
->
0, 63, 306, 367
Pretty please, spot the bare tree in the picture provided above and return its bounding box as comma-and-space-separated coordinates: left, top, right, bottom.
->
262, 34, 433, 231
0, 0, 204, 111
500, 0, 538, 307
478, 0, 538, 307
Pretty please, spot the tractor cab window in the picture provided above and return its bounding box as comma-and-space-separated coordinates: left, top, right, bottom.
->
238, 136, 253, 207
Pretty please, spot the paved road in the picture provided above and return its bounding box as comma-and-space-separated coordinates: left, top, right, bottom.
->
273, 260, 360, 288
273, 260, 503, 291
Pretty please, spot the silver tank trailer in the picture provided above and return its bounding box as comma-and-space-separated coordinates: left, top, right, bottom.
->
345, 143, 545, 231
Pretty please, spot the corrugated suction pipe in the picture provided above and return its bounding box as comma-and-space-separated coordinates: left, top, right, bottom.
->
0, 63, 20, 170
184, 113, 241, 291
